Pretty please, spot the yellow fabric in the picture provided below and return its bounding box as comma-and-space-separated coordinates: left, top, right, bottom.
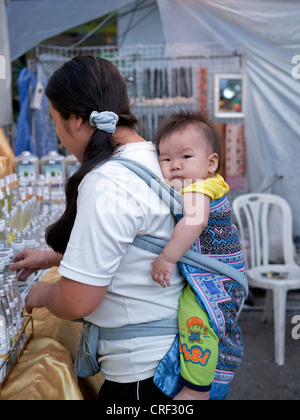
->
0, 127, 15, 174
0, 267, 104, 400
0, 338, 83, 400
179, 174, 229, 201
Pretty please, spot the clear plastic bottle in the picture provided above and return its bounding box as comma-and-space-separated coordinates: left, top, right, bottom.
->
40, 150, 65, 183
64, 154, 80, 179
14, 151, 39, 184
40, 151, 65, 213
0, 291, 9, 383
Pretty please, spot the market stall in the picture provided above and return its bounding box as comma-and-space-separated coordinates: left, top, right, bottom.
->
0, 0, 299, 402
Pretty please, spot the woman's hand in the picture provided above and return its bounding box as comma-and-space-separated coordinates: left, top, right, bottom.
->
25, 281, 52, 314
151, 253, 176, 288
10, 249, 63, 281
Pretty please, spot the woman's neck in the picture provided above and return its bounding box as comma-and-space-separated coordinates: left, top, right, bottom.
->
113, 127, 146, 146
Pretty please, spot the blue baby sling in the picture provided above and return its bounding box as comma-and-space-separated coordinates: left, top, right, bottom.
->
112, 158, 248, 400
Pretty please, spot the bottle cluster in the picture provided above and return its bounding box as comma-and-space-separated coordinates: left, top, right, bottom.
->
0, 245, 29, 383
0, 151, 74, 384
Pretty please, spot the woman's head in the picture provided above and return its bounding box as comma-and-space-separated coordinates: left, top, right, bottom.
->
45, 55, 136, 126
45, 55, 137, 158
45, 56, 138, 253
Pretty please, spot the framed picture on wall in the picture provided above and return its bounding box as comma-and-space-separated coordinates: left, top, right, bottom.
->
214, 74, 245, 118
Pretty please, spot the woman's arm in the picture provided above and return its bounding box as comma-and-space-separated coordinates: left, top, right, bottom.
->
25, 276, 108, 320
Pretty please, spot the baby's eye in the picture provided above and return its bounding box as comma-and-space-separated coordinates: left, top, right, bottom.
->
161, 158, 170, 162
182, 155, 191, 159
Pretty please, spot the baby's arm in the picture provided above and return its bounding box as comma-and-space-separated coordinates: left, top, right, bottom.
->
151, 192, 211, 287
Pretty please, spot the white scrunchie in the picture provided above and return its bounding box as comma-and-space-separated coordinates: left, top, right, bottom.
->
89, 111, 119, 134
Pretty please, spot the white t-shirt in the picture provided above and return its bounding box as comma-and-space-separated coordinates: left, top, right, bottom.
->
58, 141, 185, 383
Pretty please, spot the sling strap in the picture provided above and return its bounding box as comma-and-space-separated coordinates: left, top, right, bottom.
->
112, 157, 248, 297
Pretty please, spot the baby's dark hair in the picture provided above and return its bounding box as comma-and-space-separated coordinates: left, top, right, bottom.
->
154, 109, 221, 173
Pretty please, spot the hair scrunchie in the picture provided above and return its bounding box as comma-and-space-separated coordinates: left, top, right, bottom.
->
89, 111, 119, 134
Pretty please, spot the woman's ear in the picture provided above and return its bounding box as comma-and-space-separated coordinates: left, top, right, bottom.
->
74, 114, 83, 129
208, 153, 219, 174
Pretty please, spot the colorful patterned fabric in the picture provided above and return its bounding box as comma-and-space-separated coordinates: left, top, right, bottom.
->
154, 195, 247, 400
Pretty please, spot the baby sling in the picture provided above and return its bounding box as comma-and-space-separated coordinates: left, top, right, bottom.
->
74, 158, 247, 400
112, 158, 248, 400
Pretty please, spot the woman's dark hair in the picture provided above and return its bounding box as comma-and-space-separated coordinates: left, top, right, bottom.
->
154, 109, 222, 173
45, 55, 138, 253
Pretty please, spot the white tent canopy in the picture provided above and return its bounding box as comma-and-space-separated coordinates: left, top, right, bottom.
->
0, 0, 12, 125
1, 0, 300, 235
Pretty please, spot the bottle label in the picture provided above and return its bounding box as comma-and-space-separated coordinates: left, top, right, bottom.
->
44, 164, 63, 182
17, 163, 36, 182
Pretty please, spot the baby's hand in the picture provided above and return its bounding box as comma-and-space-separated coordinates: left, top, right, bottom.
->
151, 254, 176, 288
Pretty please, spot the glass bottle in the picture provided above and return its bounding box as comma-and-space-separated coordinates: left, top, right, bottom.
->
23, 230, 37, 250
0, 219, 6, 249
4, 176, 12, 212
0, 190, 5, 218
3, 210, 12, 246
0, 252, 12, 280
0, 286, 15, 353
11, 239, 25, 259
64, 154, 80, 179
0, 291, 9, 383
3, 283, 18, 343
10, 207, 19, 241
7, 275, 23, 334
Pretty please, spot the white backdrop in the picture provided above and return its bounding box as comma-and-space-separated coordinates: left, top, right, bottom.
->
157, 0, 300, 235
0, 0, 12, 125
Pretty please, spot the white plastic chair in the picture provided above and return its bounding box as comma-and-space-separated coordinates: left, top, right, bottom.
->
232, 193, 300, 366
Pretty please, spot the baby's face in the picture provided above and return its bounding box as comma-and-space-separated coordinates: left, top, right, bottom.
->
158, 124, 218, 190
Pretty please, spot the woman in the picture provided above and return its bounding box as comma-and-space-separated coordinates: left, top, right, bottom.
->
11, 56, 185, 401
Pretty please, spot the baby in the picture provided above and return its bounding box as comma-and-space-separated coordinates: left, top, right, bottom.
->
152, 109, 246, 400
151, 110, 227, 288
